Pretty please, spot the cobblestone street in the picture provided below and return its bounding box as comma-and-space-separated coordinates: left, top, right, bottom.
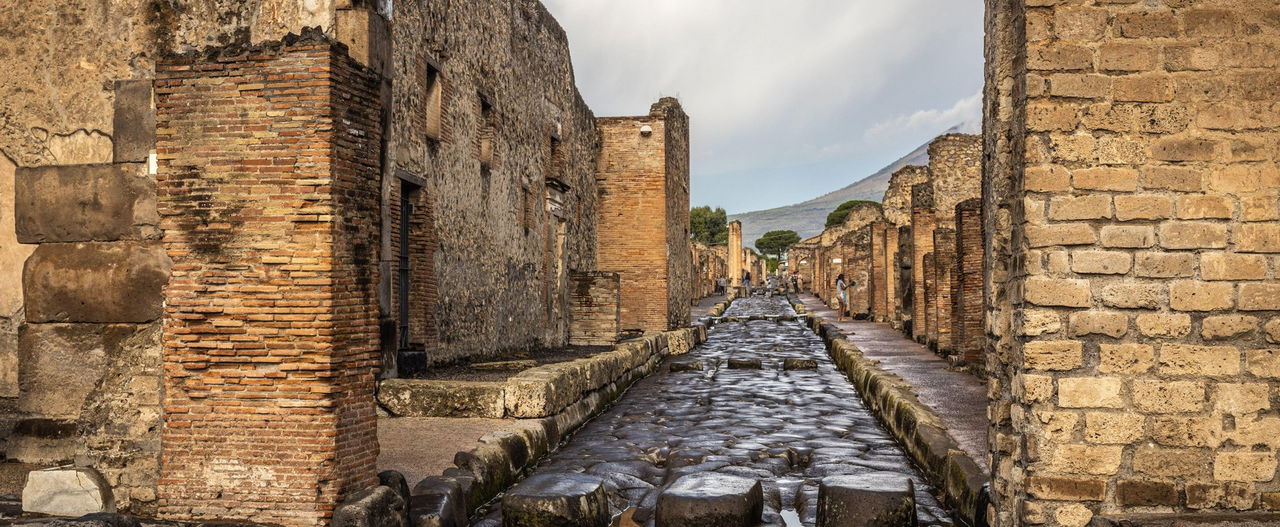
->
476, 295, 952, 526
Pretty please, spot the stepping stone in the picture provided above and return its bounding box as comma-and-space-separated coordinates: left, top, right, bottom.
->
670, 361, 703, 372
655, 473, 763, 527
817, 472, 916, 527
411, 476, 468, 527
501, 473, 608, 527
727, 359, 763, 369
783, 358, 818, 370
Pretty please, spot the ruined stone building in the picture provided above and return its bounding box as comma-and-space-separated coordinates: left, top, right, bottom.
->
690, 242, 728, 300
809, 202, 884, 315
0, 1, 693, 525
984, 1, 1280, 525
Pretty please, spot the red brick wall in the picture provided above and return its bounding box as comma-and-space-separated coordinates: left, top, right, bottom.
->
932, 228, 956, 354
953, 199, 984, 366
911, 184, 936, 343
568, 271, 620, 346
885, 227, 899, 326
923, 252, 937, 347
870, 222, 888, 320
154, 41, 382, 526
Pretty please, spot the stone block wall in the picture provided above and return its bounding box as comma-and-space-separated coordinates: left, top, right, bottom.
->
912, 184, 937, 343
986, 2, 1280, 525
927, 134, 983, 225
568, 271, 620, 346
883, 165, 931, 227
596, 98, 692, 333
388, 0, 603, 365
154, 40, 382, 526
954, 199, 985, 367
932, 228, 957, 353
9, 81, 165, 515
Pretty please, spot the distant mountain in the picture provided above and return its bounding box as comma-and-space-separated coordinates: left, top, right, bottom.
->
730, 121, 976, 247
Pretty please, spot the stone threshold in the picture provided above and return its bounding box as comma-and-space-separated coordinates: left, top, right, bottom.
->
791, 298, 990, 527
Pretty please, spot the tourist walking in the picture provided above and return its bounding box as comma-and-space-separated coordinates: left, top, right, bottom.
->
835, 273, 849, 321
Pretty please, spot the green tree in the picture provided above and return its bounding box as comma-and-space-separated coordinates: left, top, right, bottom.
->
755, 230, 801, 260
690, 206, 729, 245
825, 200, 882, 228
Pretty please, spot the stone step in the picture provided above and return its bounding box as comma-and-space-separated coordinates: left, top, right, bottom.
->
410, 476, 468, 527
501, 473, 608, 527
655, 473, 763, 527
817, 472, 916, 527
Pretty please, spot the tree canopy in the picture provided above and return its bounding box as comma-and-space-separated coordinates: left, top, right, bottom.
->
755, 230, 801, 260
690, 206, 729, 245
825, 200, 882, 228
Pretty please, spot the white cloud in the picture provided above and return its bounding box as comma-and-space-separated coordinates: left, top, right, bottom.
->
864, 93, 983, 141
541, 1, 985, 212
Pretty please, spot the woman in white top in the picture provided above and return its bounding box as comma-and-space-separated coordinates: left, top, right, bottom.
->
835, 274, 849, 321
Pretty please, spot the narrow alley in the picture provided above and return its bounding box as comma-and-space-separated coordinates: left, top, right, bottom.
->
479, 295, 953, 526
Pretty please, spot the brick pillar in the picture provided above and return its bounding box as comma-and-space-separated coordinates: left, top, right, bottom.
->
728, 220, 742, 288
870, 222, 888, 321
896, 225, 913, 332
596, 99, 691, 332
154, 40, 382, 526
923, 252, 936, 348
953, 199, 984, 367
987, 2, 1280, 525
911, 183, 936, 343
932, 228, 956, 354
885, 226, 899, 326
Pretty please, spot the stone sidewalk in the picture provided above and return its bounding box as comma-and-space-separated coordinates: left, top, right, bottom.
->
796, 294, 988, 471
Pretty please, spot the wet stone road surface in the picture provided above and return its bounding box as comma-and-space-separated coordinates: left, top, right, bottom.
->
476, 296, 952, 526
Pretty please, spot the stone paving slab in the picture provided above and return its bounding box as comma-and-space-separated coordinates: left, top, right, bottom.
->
797, 294, 988, 471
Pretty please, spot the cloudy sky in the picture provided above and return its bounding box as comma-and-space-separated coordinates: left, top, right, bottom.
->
540, 1, 985, 214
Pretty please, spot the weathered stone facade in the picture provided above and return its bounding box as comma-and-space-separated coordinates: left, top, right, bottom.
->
690, 242, 728, 300
596, 99, 693, 333
812, 202, 884, 313
986, 1, 1280, 525
0, 1, 693, 524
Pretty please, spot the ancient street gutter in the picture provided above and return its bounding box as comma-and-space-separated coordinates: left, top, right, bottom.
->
791, 299, 990, 527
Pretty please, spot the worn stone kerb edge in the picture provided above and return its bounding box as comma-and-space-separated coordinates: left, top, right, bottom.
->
435, 323, 710, 517
791, 300, 988, 527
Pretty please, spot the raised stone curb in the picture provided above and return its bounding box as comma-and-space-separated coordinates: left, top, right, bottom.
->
791, 299, 988, 527
379, 326, 706, 419
388, 324, 710, 522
